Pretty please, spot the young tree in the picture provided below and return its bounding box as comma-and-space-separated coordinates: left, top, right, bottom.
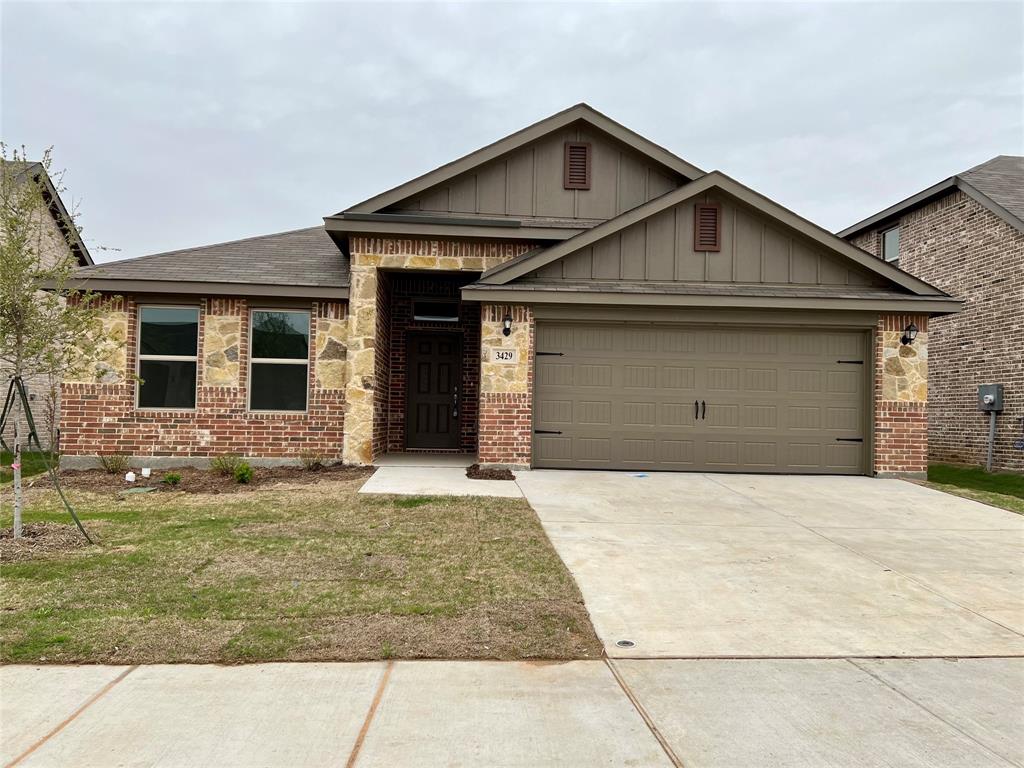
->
1, 145, 110, 538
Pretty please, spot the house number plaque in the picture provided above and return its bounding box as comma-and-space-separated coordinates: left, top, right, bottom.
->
491, 348, 518, 364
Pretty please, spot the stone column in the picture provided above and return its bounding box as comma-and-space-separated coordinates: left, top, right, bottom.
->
342, 259, 379, 464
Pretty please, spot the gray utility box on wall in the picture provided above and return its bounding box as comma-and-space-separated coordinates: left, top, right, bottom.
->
978, 383, 1005, 412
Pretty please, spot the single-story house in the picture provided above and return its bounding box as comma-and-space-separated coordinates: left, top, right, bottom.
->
840, 155, 1023, 472
62, 104, 959, 477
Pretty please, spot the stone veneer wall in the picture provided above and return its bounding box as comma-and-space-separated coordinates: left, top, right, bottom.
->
342, 236, 532, 464
851, 190, 1024, 471
478, 304, 534, 467
60, 296, 347, 464
874, 313, 929, 476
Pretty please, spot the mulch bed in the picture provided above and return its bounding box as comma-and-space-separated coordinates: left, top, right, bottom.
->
35, 464, 374, 496
1, 522, 90, 562
466, 463, 516, 481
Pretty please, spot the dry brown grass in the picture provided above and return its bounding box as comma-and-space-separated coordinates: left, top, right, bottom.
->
0, 475, 601, 664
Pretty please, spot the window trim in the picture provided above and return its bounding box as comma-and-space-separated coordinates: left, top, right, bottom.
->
881, 225, 900, 264
136, 304, 200, 411
247, 307, 312, 414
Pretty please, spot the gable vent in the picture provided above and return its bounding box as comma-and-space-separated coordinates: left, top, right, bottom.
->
563, 142, 591, 190
694, 203, 721, 252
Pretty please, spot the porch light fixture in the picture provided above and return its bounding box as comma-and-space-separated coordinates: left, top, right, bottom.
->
901, 323, 919, 346
502, 313, 513, 337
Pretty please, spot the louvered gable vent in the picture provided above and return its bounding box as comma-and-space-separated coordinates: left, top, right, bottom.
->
694, 202, 721, 252
563, 142, 591, 190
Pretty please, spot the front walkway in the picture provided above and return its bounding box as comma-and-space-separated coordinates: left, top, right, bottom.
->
4, 659, 1021, 767
516, 471, 1024, 658
359, 453, 523, 498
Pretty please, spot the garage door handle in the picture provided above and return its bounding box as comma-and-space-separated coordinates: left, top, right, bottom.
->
534, 429, 563, 435
694, 400, 699, 420
701, 400, 706, 420
836, 438, 864, 443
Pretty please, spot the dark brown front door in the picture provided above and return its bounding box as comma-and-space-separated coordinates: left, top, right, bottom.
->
406, 333, 461, 450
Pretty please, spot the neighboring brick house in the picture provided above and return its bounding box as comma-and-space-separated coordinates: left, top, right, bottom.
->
841, 156, 1023, 472
62, 104, 959, 477
1, 160, 93, 449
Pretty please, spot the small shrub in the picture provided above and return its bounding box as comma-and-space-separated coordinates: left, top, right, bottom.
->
161, 472, 181, 486
234, 462, 253, 484
99, 454, 130, 475
210, 453, 243, 477
298, 450, 326, 471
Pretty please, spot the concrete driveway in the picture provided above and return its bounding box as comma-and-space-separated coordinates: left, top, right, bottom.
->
516, 471, 1024, 658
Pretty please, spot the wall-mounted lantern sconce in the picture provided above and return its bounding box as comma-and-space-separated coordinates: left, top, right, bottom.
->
900, 323, 919, 346
502, 313, 513, 337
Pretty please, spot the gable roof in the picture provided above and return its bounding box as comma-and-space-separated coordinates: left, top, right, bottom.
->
2, 160, 93, 266
839, 155, 1024, 238
339, 103, 706, 215
66, 226, 348, 299
479, 170, 949, 299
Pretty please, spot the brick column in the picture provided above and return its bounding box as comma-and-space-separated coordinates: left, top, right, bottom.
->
874, 314, 929, 477
478, 304, 533, 468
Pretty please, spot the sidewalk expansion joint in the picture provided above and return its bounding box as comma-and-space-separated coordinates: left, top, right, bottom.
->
5, 665, 138, 768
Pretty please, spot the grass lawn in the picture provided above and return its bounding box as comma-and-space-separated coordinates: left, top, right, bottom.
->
0, 474, 600, 664
924, 463, 1024, 514
0, 451, 54, 484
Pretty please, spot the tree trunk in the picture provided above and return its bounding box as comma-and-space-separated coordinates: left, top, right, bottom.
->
13, 406, 23, 539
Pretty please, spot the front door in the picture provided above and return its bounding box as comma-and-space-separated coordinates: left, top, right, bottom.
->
406, 333, 461, 450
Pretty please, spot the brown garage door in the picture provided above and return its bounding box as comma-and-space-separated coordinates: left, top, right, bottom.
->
533, 323, 868, 474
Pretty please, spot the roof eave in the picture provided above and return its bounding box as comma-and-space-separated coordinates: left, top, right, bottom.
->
324, 215, 580, 242
839, 174, 1024, 239
460, 285, 962, 316
51, 278, 349, 300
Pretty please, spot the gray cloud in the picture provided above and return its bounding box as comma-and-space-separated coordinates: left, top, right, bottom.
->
2, 1, 1021, 262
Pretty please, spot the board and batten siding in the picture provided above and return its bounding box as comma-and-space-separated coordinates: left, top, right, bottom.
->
529, 194, 889, 287
385, 126, 685, 223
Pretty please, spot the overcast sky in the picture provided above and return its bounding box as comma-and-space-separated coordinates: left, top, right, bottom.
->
2, 2, 1021, 263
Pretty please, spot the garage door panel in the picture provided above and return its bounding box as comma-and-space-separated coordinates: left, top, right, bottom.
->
534, 323, 867, 474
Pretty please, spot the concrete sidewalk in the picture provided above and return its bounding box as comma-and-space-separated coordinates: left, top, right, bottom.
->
3, 659, 1021, 767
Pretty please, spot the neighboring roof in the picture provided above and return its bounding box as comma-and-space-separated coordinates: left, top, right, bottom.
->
2, 160, 93, 266
479, 170, 950, 299
839, 155, 1024, 239
462, 280, 962, 315
339, 103, 706, 215
66, 226, 349, 299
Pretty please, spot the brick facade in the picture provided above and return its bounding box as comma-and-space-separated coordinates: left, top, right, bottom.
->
60, 296, 347, 465
852, 190, 1024, 471
478, 304, 534, 467
873, 314, 930, 476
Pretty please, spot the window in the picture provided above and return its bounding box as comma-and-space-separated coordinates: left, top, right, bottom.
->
882, 226, 900, 264
137, 306, 199, 409
413, 300, 460, 323
249, 310, 310, 411
563, 142, 591, 190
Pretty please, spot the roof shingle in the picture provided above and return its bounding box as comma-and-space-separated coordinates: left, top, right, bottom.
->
959, 155, 1024, 224
73, 226, 348, 290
